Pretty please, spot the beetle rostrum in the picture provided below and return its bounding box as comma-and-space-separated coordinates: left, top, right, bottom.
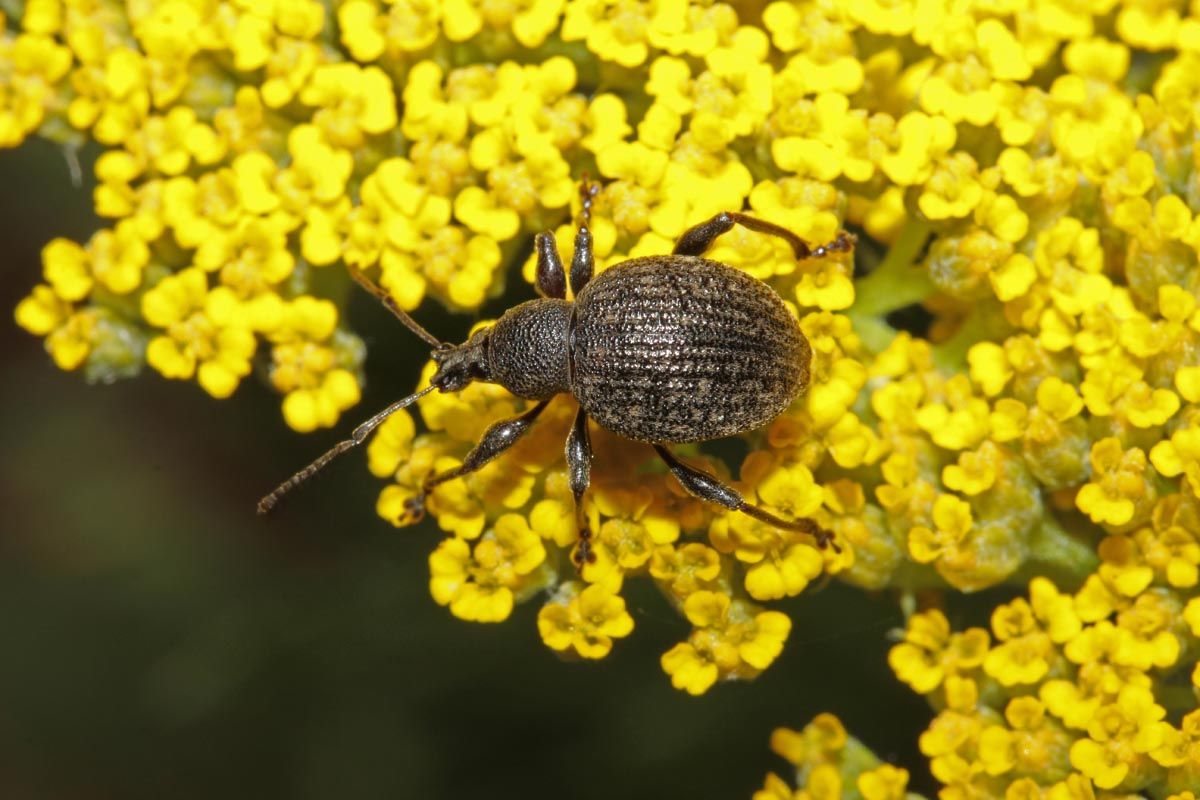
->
259, 178, 856, 565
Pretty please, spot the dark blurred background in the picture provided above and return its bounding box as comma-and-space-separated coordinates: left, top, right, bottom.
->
0, 140, 935, 799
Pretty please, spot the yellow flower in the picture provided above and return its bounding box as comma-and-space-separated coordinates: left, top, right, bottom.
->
300, 63, 397, 148
337, 0, 440, 62
67, 47, 150, 145
1150, 424, 1200, 496
661, 591, 790, 695
141, 269, 256, 399
753, 772, 799, 800
0, 31, 72, 147
582, 483, 680, 585
537, 582, 634, 659
915, 375, 991, 451
268, 297, 363, 433
770, 712, 847, 767
942, 443, 1000, 496
908, 493, 973, 565
888, 609, 989, 695
42, 220, 149, 301
857, 764, 909, 800
212, 219, 297, 301
15, 287, 119, 373
983, 596, 1055, 687
429, 514, 549, 623
979, 696, 1075, 782
707, 456, 826, 600
648, 542, 722, 599
918, 708, 990, 792
1135, 496, 1200, 589
1076, 439, 1155, 529
1069, 684, 1168, 789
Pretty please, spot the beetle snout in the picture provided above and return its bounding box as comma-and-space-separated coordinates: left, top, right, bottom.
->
428, 331, 491, 392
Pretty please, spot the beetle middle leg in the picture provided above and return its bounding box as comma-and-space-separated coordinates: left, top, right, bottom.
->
402, 399, 551, 522
565, 406, 596, 565
673, 211, 855, 263
652, 444, 840, 552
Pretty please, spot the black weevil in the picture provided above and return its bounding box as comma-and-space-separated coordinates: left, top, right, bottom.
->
259, 178, 855, 564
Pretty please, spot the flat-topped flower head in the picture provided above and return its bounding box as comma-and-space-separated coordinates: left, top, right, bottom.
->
8, 3, 1200, 790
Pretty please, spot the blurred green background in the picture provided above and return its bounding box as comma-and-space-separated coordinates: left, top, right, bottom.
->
1, 140, 942, 799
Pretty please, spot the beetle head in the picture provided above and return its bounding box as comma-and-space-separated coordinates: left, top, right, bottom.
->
430, 328, 492, 392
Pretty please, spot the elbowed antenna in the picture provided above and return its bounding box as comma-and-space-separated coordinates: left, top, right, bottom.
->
346, 264, 445, 348
258, 267, 450, 514
257, 384, 437, 514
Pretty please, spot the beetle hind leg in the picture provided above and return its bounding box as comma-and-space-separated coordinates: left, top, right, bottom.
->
652, 444, 840, 553
672, 211, 856, 265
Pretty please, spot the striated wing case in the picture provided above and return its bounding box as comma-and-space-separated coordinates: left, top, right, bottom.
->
571, 256, 810, 443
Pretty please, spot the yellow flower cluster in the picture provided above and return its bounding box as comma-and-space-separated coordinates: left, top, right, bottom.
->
753, 713, 914, 800
889, 565, 1200, 796
7, 0, 1200, 782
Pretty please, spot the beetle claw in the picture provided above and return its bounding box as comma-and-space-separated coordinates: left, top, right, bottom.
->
401, 494, 427, 524
813, 526, 842, 554
572, 525, 597, 568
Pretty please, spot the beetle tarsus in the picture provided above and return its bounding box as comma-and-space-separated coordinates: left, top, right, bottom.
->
812, 526, 842, 554
402, 494, 427, 524
737, 500, 841, 553
810, 231, 857, 259
573, 531, 596, 568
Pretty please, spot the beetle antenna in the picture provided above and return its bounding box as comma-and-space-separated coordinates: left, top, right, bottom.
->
257, 384, 437, 514
346, 265, 445, 349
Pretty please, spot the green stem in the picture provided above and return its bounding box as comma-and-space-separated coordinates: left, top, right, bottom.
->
1013, 514, 1099, 592
0, 1, 22, 26
1157, 684, 1199, 714
930, 310, 991, 373
848, 219, 934, 353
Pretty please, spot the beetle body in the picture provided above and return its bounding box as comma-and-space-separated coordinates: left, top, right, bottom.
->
485, 257, 809, 443
260, 192, 850, 560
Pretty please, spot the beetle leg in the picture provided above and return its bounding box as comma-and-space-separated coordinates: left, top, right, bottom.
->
569, 177, 599, 295
565, 406, 595, 566
534, 232, 567, 299
402, 400, 551, 523
672, 211, 856, 264
652, 444, 840, 553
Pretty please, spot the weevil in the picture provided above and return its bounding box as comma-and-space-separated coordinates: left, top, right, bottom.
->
259, 178, 855, 564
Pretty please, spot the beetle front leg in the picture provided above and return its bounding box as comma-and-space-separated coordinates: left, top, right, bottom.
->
534, 232, 567, 299
565, 406, 595, 566
672, 211, 856, 264
652, 445, 840, 552
402, 400, 551, 522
